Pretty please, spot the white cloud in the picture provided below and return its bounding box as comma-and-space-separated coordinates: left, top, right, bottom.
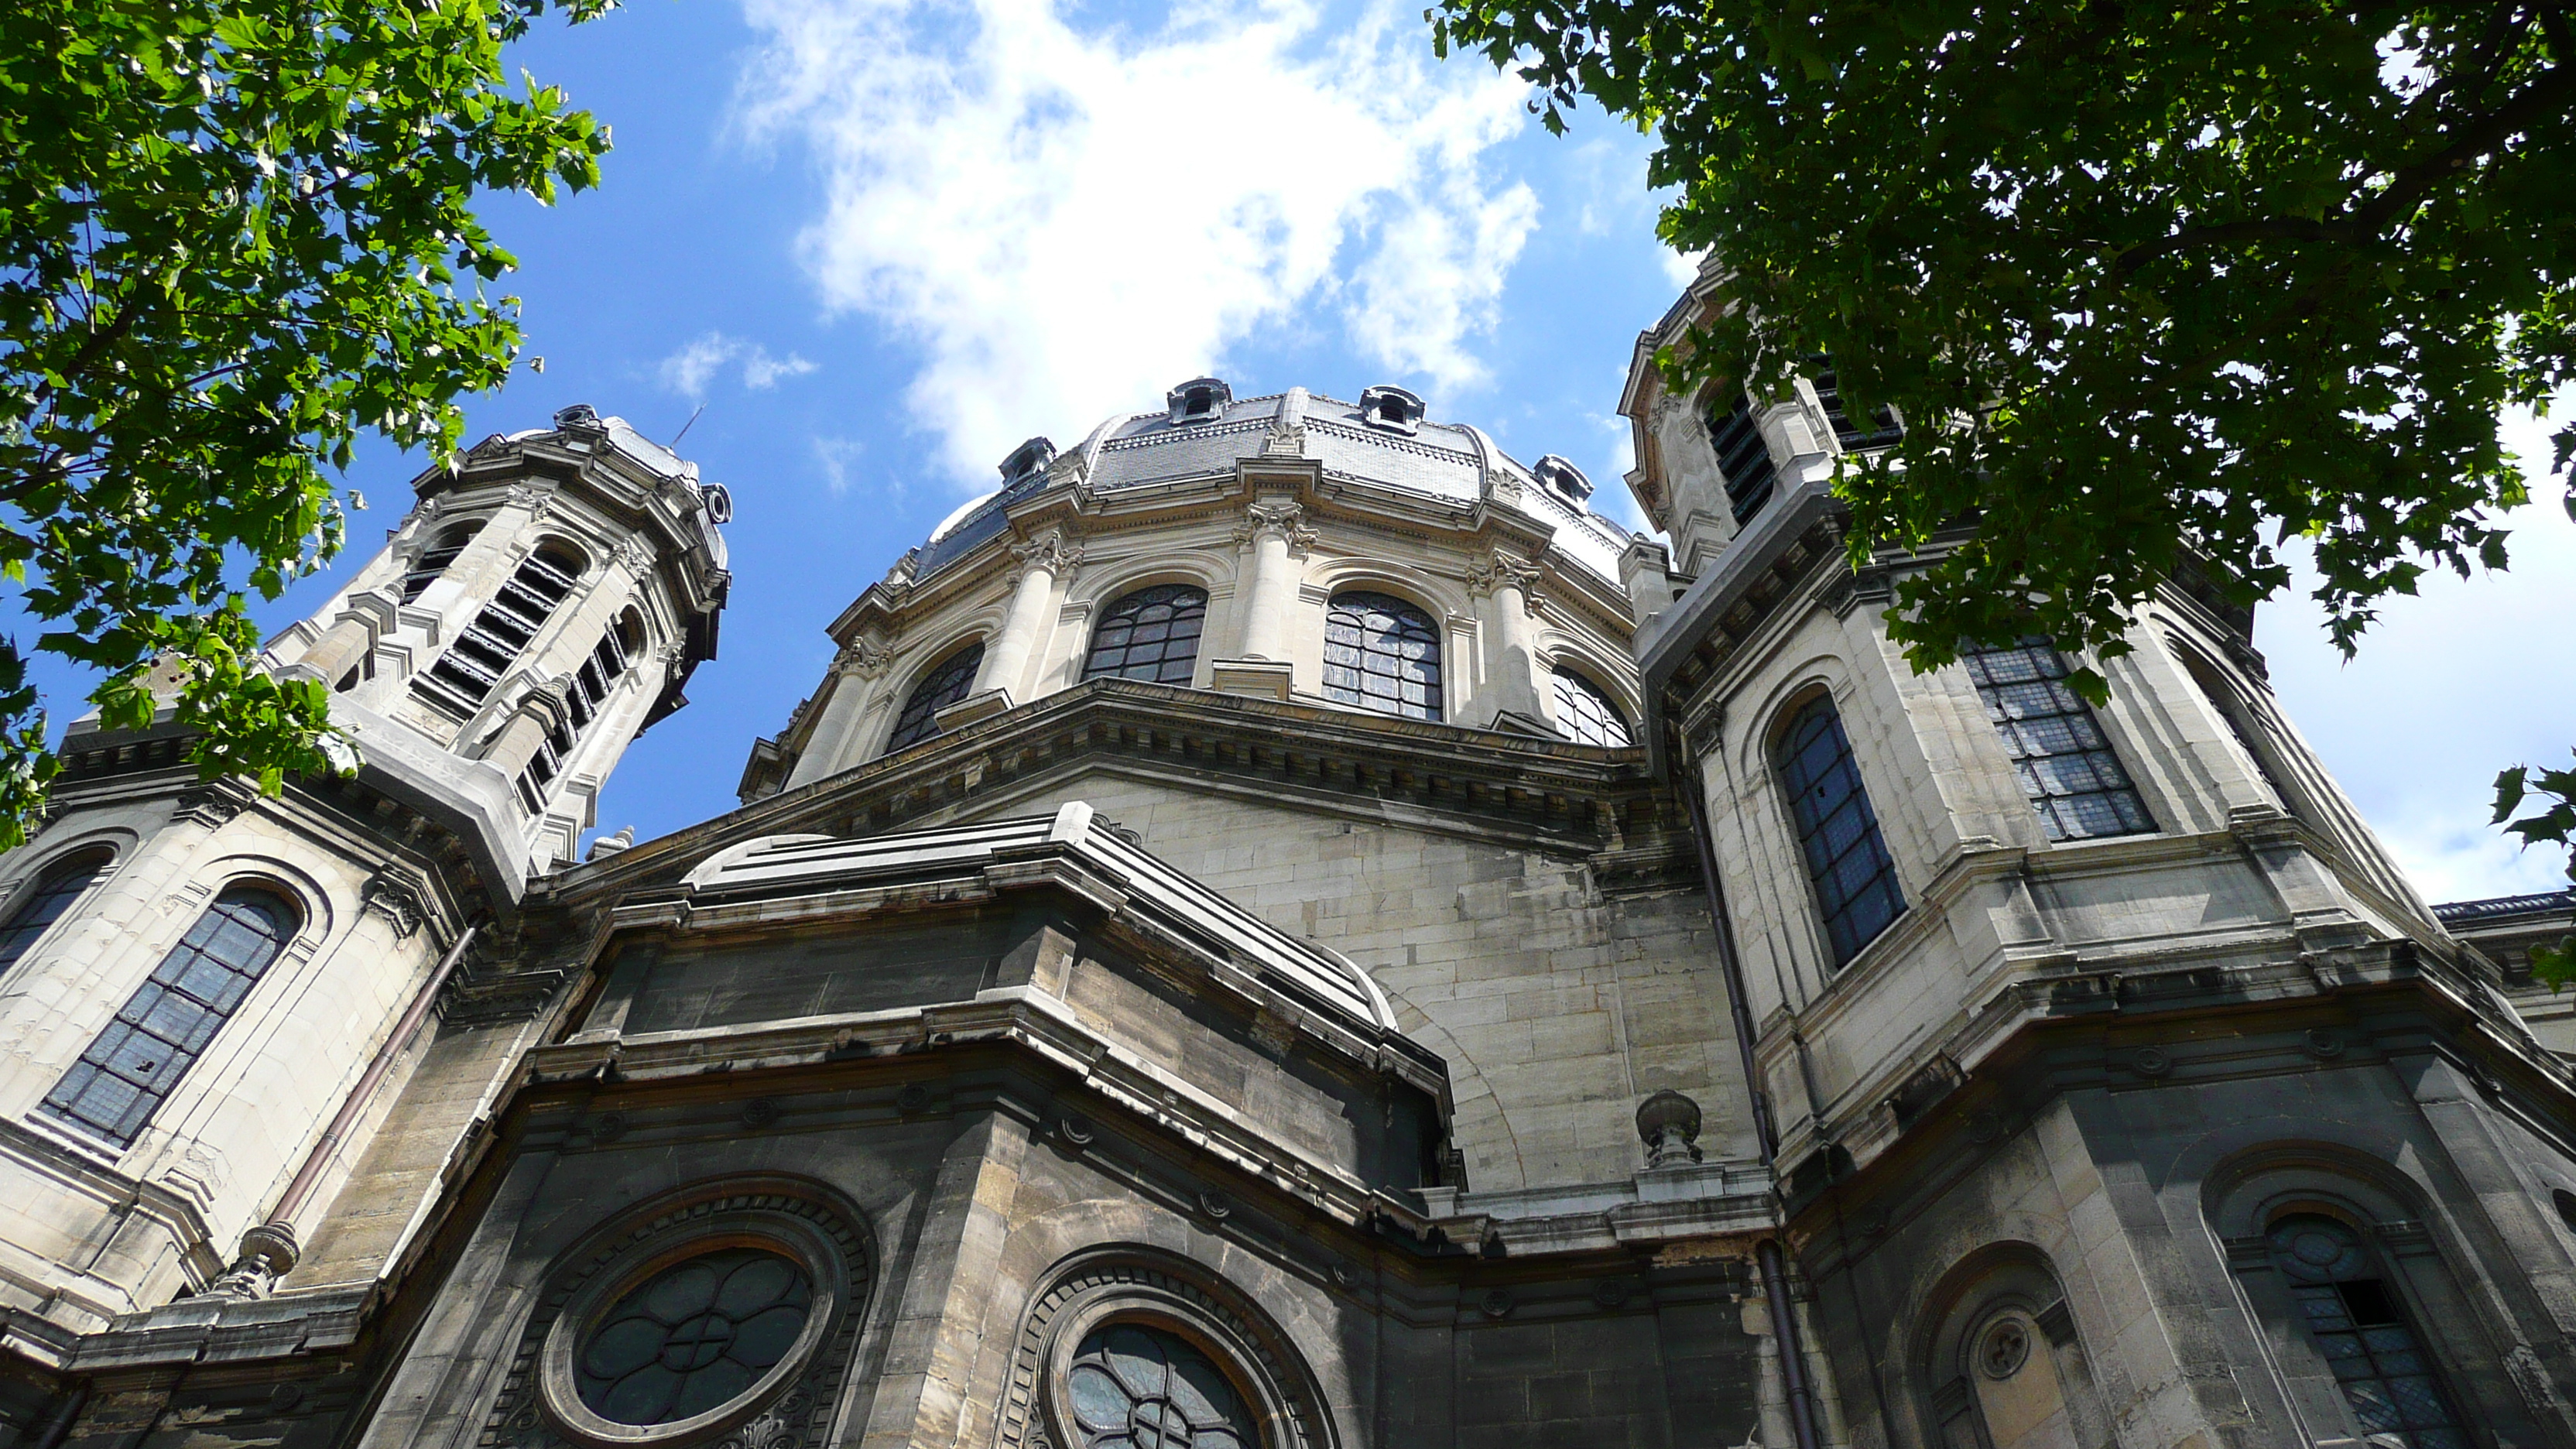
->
2264, 397, 2576, 904
734, 0, 1539, 483
658, 331, 817, 400
812, 435, 869, 495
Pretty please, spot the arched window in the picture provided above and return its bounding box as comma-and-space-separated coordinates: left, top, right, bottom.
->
1084, 585, 1208, 685
1064, 1323, 1255, 1449
418, 540, 585, 714
885, 643, 984, 755
42, 886, 297, 1146
2263, 1216, 2466, 1449
1775, 696, 1904, 967
401, 521, 485, 604
521, 609, 647, 810
1961, 638, 2156, 841
1550, 667, 1632, 747
0, 848, 112, 975
1323, 591, 1441, 722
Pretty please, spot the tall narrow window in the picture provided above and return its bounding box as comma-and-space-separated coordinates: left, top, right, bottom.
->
885, 643, 985, 755
0, 849, 112, 976
401, 521, 485, 604
43, 886, 296, 1146
1323, 591, 1442, 722
1775, 697, 1905, 966
521, 613, 645, 810
1084, 585, 1208, 685
1963, 639, 2156, 841
2265, 1216, 2468, 1449
1550, 668, 1632, 748
416, 543, 584, 714
1708, 393, 1779, 525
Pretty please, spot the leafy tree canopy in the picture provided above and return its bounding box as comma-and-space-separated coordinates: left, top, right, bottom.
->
1430, 0, 2576, 889
0, 0, 612, 846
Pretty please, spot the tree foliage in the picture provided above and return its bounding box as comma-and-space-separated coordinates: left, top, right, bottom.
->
1430, 0, 2576, 877
0, 0, 612, 845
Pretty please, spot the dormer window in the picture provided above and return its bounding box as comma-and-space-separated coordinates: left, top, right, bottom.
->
998, 436, 1057, 485
1164, 377, 1233, 426
1358, 385, 1423, 435
1532, 454, 1595, 504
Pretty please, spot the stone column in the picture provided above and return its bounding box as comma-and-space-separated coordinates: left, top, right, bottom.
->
786, 639, 892, 789
1232, 499, 1313, 663
1470, 549, 1548, 728
976, 530, 1079, 703
481, 686, 570, 779
285, 586, 400, 686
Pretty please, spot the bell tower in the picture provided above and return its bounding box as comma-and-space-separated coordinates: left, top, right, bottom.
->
0, 407, 726, 1419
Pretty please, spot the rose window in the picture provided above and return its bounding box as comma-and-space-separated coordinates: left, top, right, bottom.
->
575, 1248, 814, 1426
1064, 1324, 1253, 1449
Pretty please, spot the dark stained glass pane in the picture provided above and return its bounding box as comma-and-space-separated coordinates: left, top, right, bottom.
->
886, 643, 986, 754
575, 1248, 813, 1427
2265, 1217, 2466, 1449
1322, 592, 1441, 722
1084, 585, 1209, 686
1963, 639, 2157, 842
1773, 698, 1903, 967
1062, 1322, 1254, 1449
42, 888, 294, 1146
0, 850, 111, 976
1550, 670, 1632, 748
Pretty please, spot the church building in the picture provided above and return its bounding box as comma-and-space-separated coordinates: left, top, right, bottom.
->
0, 269, 2566, 1449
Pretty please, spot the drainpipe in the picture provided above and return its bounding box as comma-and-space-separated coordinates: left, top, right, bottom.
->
1677, 734, 1824, 1449
207, 927, 479, 1297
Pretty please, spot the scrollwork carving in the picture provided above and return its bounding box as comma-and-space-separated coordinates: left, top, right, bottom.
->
1233, 499, 1317, 557
1012, 529, 1084, 581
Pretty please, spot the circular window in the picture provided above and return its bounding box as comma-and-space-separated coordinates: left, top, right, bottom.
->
1064, 1324, 1253, 1449
537, 1219, 844, 1448
574, 1248, 814, 1426
1976, 1317, 2032, 1380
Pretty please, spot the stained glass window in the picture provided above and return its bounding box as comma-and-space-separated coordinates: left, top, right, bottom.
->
2266, 1217, 2467, 1449
1775, 697, 1905, 967
1085, 586, 1208, 685
42, 887, 296, 1146
1961, 639, 2156, 841
0, 849, 111, 977
1323, 592, 1441, 722
1064, 1323, 1252, 1449
1550, 669, 1632, 748
575, 1248, 814, 1427
886, 643, 985, 754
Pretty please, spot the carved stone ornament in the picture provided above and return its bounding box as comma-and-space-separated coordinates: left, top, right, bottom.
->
506, 481, 557, 521
1233, 498, 1317, 556
612, 536, 654, 576
204, 1221, 300, 1301
1012, 529, 1084, 581
173, 788, 244, 831
1466, 550, 1543, 605
832, 637, 893, 682
1635, 1089, 1704, 1170
361, 872, 429, 938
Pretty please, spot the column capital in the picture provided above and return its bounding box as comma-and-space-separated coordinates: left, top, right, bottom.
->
1010, 528, 1083, 582
1234, 498, 1317, 556
831, 636, 894, 681
1467, 550, 1543, 608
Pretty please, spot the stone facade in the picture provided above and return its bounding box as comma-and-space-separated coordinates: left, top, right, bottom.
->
0, 294, 2558, 1449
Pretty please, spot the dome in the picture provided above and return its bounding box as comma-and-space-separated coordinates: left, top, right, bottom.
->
907, 384, 1634, 589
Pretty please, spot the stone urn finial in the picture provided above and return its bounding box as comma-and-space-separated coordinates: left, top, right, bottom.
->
1636, 1090, 1704, 1170
204, 1221, 300, 1301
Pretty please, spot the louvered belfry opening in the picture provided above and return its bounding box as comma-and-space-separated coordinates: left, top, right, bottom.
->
519, 613, 643, 810
416, 545, 583, 715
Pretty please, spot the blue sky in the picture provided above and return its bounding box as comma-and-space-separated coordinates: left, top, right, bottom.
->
29, 0, 2576, 901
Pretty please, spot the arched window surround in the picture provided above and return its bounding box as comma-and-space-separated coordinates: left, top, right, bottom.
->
1007, 1247, 1337, 1449
1766, 685, 1907, 970
1082, 582, 1213, 688
1321, 588, 1446, 724
879, 638, 988, 757
1910, 1244, 2114, 1449
0, 841, 122, 978
2203, 1142, 2547, 1449
1542, 651, 1638, 748
39, 880, 305, 1148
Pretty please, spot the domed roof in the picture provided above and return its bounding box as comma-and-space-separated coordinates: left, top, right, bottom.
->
907, 382, 1636, 590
